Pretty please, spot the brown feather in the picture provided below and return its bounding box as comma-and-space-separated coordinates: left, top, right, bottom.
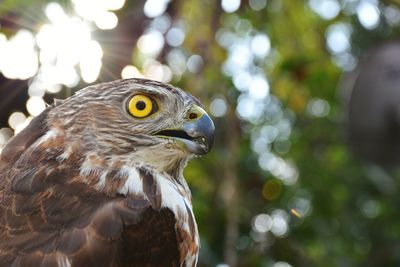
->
0, 107, 50, 164
139, 167, 162, 209
0, 79, 202, 267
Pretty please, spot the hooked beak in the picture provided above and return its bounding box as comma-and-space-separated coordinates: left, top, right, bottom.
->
155, 105, 215, 155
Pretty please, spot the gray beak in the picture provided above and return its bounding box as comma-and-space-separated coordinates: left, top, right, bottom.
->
182, 107, 215, 155
155, 105, 215, 155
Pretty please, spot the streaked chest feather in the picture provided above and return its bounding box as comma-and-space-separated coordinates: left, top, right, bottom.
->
33, 132, 199, 266
79, 154, 199, 267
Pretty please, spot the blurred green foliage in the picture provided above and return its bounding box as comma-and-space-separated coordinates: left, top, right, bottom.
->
2, 0, 400, 267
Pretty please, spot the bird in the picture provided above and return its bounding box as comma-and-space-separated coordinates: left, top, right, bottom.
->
0, 78, 215, 267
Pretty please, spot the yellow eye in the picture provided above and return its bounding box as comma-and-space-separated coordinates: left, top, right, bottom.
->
128, 94, 158, 118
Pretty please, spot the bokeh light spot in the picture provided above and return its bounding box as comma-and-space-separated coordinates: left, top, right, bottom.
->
166, 27, 185, 47
271, 209, 289, 237
26, 97, 46, 117
273, 262, 293, 267
137, 30, 165, 56
221, 0, 241, 13
186, 55, 203, 73
306, 98, 330, 117
210, 97, 228, 117
121, 65, 143, 79
45, 2, 67, 23
8, 112, 27, 130
249, 0, 267, 11
95, 11, 118, 30
166, 49, 187, 76
384, 6, 400, 26
102, 0, 126, 11
235, 235, 251, 250
72, 0, 125, 21
0, 30, 38, 80
144, 0, 170, 18
233, 71, 251, 92
326, 23, 352, 55
361, 200, 381, 219
357, 2, 380, 30
249, 75, 270, 99
80, 41, 103, 83
252, 213, 272, 233
309, 0, 340, 20
251, 34, 271, 58
262, 179, 282, 200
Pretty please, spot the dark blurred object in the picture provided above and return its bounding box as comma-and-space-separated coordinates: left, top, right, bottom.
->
343, 41, 400, 165
0, 74, 27, 127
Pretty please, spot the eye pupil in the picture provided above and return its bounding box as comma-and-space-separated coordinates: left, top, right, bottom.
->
136, 101, 146, 110
128, 94, 158, 118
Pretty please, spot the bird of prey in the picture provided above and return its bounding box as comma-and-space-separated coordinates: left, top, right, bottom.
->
0, 78, 214, 267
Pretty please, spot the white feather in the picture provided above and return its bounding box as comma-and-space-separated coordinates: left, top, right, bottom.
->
35, 129, 58, 147
117, 166, 143, 195
57, 256, 71, 267
96, 171, 107, 190
156, 173, 191, 233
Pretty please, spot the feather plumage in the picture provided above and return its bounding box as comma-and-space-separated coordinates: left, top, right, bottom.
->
0, 79, 214, 267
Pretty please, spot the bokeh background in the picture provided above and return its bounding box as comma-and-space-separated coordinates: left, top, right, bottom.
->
1, 0, 400, 266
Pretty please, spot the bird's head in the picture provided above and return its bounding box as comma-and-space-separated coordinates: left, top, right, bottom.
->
48, 79, 215, 175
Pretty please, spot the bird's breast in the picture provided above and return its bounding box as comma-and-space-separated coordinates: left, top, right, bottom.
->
78, 156, 200, 267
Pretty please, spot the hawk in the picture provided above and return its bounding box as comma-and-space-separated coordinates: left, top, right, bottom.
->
0, 79, 215, 267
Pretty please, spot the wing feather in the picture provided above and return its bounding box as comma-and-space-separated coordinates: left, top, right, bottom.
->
1, 107, 51, 165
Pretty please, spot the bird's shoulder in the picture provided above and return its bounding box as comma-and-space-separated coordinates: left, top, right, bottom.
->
0, 106, 51, 167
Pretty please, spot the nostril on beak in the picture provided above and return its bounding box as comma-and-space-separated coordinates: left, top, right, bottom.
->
189, 113, 198, 120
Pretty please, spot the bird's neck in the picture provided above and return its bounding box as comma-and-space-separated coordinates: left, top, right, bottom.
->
35, 128, 192, 198
76, 150, 191, 199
